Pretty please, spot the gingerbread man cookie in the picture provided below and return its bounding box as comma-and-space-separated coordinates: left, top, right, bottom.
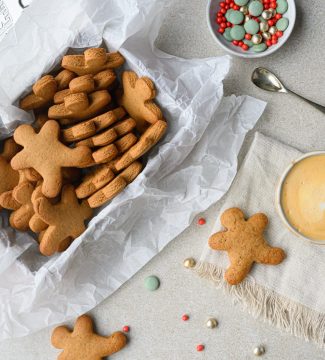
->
54, 70, 116, 104
61, 48, 125, 75
209, 208, 286, 285
48, 90, 111, 121
51, 314, 127, 360
20, 75, 57, 111
118, 71, 163, 132
34, 185, 93, 256
11, 120, 93, 198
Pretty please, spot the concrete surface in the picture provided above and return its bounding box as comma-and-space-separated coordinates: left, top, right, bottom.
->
1, 0, 325, 359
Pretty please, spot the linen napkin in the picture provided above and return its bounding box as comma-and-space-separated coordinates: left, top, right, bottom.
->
196, 132, 325, 349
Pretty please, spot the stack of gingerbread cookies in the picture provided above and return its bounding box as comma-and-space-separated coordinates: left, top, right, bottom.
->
0, 47, 167, 256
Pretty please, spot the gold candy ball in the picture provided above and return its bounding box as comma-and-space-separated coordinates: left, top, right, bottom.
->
262, 31, 271, 40
269, 26, 277, 35
245, 15, 251, 22
206, 318, 218, 329
259, 21, 269, 32
240, 5, 248, 15
270, 8, 276, 17
183, 258, 196, 269
251, 34, 262, 45
261, 10, 273, 20
253, 346, 265, 356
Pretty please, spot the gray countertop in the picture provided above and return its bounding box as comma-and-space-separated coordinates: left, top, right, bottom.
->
1, 0, 325, 358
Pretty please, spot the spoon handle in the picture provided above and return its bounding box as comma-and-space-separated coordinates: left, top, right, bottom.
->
287, 89, 325, 115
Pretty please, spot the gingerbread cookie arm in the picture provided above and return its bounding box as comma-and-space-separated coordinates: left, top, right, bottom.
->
208, 231, 230, 251
254, 245, 286, 265
51, 326, 72, 349
34, 197, 59, 224
0, 191, 20, 210
39, 226, 67, 256
225, 253, 253, 285
115, 120, 167, 171
247, 213, 268, 232
97, 332, 128, 357
29, 214, 48, 233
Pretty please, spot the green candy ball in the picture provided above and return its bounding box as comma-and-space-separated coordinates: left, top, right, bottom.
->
248, 1, 263, 16
225, 9, 234, 22
252, 43, 267, 53
144, 275, 160, 291
276, 0, 288, 14
276, 17, 289, 31
243, 39, 253, 47
223, 28, 233, 42
230, 25, 245, 40
234, 0, 249, 6
229, 10, 244, 25
244, 19, 259, 34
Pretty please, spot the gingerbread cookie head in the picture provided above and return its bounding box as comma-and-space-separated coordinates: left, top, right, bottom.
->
34, 185, 93, 256
52, 315, 127, 360
209, 208, 286, 285
11, 120, 93, 198
20, 75, 57, 111
118, 71, 163, 133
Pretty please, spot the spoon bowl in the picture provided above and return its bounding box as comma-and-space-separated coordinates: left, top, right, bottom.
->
251, 68, 287, 93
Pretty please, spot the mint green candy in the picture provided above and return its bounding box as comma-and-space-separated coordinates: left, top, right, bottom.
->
248, 1, 263, 16
144, 275, 160, 291
229, 10, 244, 25
234, 0, 249, 5
252, 43, 267, 52
223, 28, 233, 42
243, 39, 253, 47
276, 0, 288, 14
244, 19, 259, 34
276, 17, 289, 31
230, 25, 245, 40
225, 9, 234, 22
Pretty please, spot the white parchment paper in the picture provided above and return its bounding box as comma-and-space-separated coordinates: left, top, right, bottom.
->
0, 0, 266, 339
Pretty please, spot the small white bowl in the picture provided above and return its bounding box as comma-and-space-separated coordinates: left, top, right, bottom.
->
276, 151, 325, 245
206, 0, 296, 58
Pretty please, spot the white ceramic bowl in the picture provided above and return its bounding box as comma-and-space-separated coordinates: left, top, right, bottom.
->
276, 151, 325, 245
207, 0, 296, 58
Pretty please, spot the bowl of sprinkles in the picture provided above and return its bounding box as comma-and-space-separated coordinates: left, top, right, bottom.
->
207, 0, 296, 58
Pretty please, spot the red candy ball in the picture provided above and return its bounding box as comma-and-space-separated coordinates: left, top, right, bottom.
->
242, 44, 249, 51
270, 2, 277, 8
220, 22, 227, 28
275, 13, 282, 19
198, 218, 206, 225
266, 40, 272, 47
268, 19, 274, 26
230, 2, 234, 7
276, 30, 283, 37
122, 326, 130, 333
232, 40, 239, 45
233, 4, 240, 10
197, 344, 205, 352
220, 2, 226, 7
182, 314, 189, 321
220, 8, 227, 14
271, 38, 278, 45
227, 21, 232, 27
245, 33, 252, 40
218, 28, 225, 33
238, 41, 244, 46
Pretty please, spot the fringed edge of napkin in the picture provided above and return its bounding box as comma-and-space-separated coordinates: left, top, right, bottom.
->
195, 261, 325, 349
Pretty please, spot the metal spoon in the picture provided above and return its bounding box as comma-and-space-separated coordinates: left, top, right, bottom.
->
251, 67, 325, 114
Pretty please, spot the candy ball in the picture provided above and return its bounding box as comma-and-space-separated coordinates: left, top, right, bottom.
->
276, 17, 289, 31
229, 10, 244, 25
206, 318, 218, 329
240, 5, 248, 15
245, 15, 251, 22
248, 1, 263, 16
252, 43, 267, 52
253, 346, 266, 356
269, 26, 277, 35
183, 258, 196, 268
251, 33, 262, 44
144, 275, 160, 291
276, 0, 288, 14
244, 19, 259, 34
223, 28, 233, 42
261, 10, 273, 20
235, 0, 249, 5
243, 39, 253, 47
259, 21, 269, 32
262, 31, 271, 40
230, 25, 245, 40
225, 9, 234, 21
